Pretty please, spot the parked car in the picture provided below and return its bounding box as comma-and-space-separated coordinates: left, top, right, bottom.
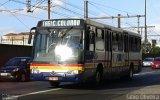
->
151, 57, 160, 69
143, 57, 154, 67
0, 57, 32, 82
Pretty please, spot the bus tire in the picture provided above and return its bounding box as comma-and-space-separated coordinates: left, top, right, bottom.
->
95, 68, 103, 86
120, 67, 133, 81
126, 67, 133, 80
49, 81, 60, 87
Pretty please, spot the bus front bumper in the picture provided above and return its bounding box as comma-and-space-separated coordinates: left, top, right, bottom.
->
30, 72, 82, 82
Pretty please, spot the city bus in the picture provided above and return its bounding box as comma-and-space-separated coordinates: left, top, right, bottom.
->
28, 19, 142, 87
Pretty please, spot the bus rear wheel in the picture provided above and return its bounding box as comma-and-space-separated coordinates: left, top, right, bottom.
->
49, 81, 60, 87
121, 67, 133, 80
128, 68, 133, 80
95, 70, 103, 86
125, 67, 133, 80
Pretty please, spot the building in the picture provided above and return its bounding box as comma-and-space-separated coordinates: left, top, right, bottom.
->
1, 32, 34, 46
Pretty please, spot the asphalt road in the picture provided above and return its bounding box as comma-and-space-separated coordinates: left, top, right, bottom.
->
1, 67, 160, 100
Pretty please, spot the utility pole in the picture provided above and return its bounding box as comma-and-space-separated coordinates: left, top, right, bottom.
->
84, 0, 88, 19
118, 14, 121, 28
144, 0, 147, 53
137, 15, 140, 33
48, 0, 51, 19
123, 26, 155, 35
89, 15, 144, 29
26, 0, 51, 19
26, 0, 32, 12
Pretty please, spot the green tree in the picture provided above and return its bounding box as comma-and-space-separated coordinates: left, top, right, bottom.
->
141, 41, 151, 54
151, 46, 160, 54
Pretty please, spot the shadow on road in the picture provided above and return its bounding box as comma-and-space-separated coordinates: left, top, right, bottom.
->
49, 68, 160, 90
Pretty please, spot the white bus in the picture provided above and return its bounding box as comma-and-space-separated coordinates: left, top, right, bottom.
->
28, 19, 142, 87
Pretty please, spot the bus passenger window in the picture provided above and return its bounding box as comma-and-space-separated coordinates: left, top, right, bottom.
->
89, 31, 95, 51
95, 29, 104, 51
89, 31, 95, 44
112, 33, 118, 51
124, 35, 128, 52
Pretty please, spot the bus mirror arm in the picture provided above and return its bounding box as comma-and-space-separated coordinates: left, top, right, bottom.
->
28, 27, 36, 44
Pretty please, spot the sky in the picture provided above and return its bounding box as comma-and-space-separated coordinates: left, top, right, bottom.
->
0, 0, 160, 44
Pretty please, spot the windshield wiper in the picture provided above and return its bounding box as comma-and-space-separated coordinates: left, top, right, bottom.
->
58, 26, 73, 38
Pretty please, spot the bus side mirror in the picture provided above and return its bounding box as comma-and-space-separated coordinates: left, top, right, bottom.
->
28, 27, 36, 44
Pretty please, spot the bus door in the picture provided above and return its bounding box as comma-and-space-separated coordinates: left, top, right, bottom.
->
112, 32, 125, 72
124, 32, 129, 68
95, 28, 105, 65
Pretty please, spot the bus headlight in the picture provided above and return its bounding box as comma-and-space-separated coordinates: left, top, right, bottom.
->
55, 45, 73, 61
12, 68, 19, 72
67, 70, 81, 75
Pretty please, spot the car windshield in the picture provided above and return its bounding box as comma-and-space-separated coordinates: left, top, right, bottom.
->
154, 57, 160, 61
143, 58, 154, 61
4, 58, 29, 67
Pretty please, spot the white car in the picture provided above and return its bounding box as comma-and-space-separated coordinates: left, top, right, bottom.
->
143, 57, 154, 67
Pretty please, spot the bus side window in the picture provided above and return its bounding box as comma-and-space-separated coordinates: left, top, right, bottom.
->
129, 36, 133, 51
105, 30, 110, 51
112, 32, 118, 51
89, 31, 95, 51
86, 27, 90, 50
137, 38, 141, 51
118, 34, 123, 51
124, 34, 128, 52
95, 29, 105, 51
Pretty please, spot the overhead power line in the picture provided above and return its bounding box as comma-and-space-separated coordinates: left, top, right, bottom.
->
59, 0, 97, 16
10, 0, 71, 18
0, 0, 11, 7
88, 1, 111, 16
0, 9, 43, 19
89, 1, 135, 15
2, 7, 30, 29
58, 5, 84, 17
89, 15, 145, 19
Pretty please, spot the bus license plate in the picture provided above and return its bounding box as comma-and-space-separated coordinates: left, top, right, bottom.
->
49, 77, 58, 81
0, 73, 8, 76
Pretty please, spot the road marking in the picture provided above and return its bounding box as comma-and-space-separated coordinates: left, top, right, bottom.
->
3, 88, 61, 100
134, 71, 158, 76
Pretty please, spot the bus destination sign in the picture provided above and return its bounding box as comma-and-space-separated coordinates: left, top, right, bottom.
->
42, 19, 81, 27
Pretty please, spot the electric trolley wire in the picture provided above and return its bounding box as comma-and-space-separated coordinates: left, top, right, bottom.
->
32, 0, 46, 12
89, 1, 136, 15
3, 6, 30, 30
0, 0, 11, 7
1, 9, 43, 19
58, 0, 98, 16
58, 5, 84, 17
88, 2, 112, 17
10, 0, 71, 18
88, 1, 139, 32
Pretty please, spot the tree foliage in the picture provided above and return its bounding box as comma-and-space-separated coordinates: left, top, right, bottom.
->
151, 46, 160, 54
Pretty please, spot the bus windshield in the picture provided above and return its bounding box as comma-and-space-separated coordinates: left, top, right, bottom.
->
33, 28, 83, 64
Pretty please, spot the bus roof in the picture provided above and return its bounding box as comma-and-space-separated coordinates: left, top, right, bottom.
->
37, 18, 141, 38
86, 19, 141, 37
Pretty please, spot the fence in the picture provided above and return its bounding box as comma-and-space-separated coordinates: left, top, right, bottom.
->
0, 37, 33, 46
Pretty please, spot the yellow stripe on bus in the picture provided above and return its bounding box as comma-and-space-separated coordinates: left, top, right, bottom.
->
30, 65, 84, 70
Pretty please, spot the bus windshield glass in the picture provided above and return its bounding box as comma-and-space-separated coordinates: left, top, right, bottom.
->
33, 28, 83, 64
